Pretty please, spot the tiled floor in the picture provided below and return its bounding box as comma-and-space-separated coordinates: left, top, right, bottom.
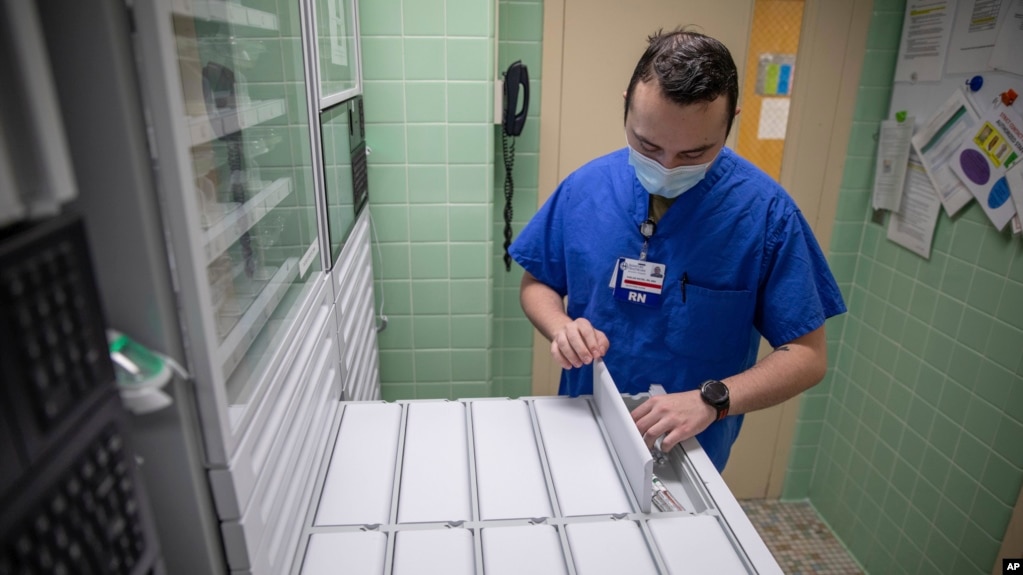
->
739, 499, 864, 574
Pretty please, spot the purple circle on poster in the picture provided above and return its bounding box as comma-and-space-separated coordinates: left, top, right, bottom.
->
989, 177, 1010, 209
958, 148, 990, 185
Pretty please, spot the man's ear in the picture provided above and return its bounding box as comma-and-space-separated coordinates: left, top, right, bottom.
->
734, 106, 742, 118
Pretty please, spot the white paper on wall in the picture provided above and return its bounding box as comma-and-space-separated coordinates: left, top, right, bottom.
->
894, 0, 957, 83
911, 89, 980, 216
1006, 161, 1023, 233
757, 97, 789, 140
327, 0, 349, 67
988, 0, 1023, 75
887, 151, 942, 259
948, 103, 1023, 230
945, 0, 1014, 74
872, 117, 916, 211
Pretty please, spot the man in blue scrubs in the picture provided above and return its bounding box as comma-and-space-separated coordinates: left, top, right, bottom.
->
509, 29, 846, 471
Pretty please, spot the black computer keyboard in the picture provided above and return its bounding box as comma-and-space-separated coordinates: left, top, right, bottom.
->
0, 214, 161, 575
0, 215, 114, 453
1, 422, 148, 575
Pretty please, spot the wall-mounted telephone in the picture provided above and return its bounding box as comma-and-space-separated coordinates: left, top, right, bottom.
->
502, 61, 529, 137
501, 61, 530, 271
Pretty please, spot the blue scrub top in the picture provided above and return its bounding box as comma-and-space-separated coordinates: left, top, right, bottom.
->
509, 147, 846, 471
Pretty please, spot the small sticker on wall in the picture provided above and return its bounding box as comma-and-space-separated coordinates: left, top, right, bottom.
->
756, 54, 795, 96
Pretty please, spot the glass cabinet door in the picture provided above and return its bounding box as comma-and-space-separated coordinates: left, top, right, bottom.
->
314, 0, 361, 101
171, 0, 322, 438
321, 96, 366, 263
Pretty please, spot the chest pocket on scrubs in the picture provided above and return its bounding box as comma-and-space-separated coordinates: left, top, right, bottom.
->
667, 282, 756, 362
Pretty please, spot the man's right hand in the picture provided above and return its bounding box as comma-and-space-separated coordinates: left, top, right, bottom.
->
549, 318, 609, 369
519, 271, 610, 369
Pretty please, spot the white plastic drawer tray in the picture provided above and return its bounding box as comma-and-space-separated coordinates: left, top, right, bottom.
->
293, 362, 782, 574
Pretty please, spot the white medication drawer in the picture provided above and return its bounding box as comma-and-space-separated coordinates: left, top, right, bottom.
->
397, 402, 471, 523
294, 362, 782, 574
533, 398, 632, 516
649, 516, 748, 574
301, 531, 387, 574
471, 400, 552, 520
566, 520, 658, 575
392, 529, 476, 575
481, 524, 568, 575
315, 403, 402, 526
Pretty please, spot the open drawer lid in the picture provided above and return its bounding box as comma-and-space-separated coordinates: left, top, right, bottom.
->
591, 359, 654, 513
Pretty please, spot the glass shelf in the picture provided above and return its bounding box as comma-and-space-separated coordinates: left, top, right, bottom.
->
217, 256, 298, 382
201, 176, 292, 264
186, 99, 286, 146
174, 0, 279, 31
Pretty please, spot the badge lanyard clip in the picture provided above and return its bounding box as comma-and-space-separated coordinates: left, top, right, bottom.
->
638, 219, 656, 261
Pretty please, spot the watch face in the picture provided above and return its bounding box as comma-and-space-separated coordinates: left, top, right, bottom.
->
702, 380, 729, 405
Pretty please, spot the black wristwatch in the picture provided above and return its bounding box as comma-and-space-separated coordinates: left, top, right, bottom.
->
700, 379, 730, 421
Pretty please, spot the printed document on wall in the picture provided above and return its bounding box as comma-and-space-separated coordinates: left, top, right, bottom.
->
888, 151, 942, 259
327, 0, 349, 66
873, 117, 915, 211
911, 89, 980, 216
1007, 161, 1023, 233
945, 0, 1014, 74
988, 0, 1023, 75
894, 0, 957, 83
948, 103, 1023, 230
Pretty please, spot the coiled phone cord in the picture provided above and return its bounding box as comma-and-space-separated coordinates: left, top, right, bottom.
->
502, 130, 516, 272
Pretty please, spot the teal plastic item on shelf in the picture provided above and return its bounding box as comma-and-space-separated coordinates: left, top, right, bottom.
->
108, 330, 183, 414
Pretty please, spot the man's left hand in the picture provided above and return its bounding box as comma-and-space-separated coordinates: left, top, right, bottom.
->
630, 391, 716, 452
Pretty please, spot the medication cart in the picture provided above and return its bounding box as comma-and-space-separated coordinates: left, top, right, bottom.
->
293, 362, 783, 575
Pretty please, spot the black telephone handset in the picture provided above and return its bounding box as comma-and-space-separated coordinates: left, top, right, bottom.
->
502, 61, 529, 137
501, 61, 529, 271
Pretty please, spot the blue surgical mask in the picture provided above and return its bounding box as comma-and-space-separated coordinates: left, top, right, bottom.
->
628, 144, 715, 199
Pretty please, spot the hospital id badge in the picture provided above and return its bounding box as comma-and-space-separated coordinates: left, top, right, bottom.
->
611, 257, 665, 306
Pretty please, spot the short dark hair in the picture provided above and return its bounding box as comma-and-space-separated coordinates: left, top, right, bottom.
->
624, 28, 739, 136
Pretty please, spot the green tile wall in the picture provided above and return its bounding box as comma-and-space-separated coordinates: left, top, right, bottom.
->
492, 0, 543, 398
359, 0, 542, 400
783, 1, 1023, 574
